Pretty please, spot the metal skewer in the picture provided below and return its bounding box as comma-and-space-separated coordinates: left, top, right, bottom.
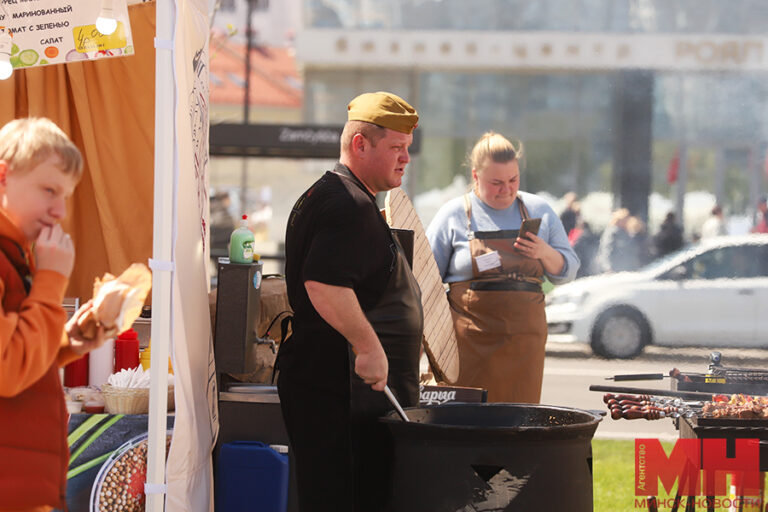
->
590, 384, 715, 400
605, 373, 666, 381
384, 385, 410, 422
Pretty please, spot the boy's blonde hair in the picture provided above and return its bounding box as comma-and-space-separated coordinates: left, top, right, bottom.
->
0, 118, 83, 178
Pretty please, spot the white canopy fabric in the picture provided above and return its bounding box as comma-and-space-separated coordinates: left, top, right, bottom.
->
147, 1, 217, 510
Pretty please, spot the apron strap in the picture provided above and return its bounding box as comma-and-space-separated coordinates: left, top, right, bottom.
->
270, 313, 294, 385
514, 196, 543, 284
462, 193, 473, 240
515, 197, 542, 285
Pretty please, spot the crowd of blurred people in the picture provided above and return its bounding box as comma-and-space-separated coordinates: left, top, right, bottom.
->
563, 203, 661, 277
559, 192, 768, 278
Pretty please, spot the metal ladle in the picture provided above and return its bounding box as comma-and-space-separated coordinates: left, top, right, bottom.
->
384, 385, 410, 422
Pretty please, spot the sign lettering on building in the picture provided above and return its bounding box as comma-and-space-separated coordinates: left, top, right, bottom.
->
297, 30, 768, 71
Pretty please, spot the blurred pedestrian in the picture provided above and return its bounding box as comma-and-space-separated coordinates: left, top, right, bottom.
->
627, 216, 652, 268
654, 212, 684, 257
559, 191, 579, 238
209, 190, 236, 249
573, 220, 600, 278
596, 208, 633, 272
751, 197, 768, 234
701, 204, 727, 239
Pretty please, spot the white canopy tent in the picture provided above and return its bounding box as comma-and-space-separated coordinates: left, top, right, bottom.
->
147, 0, 217, 510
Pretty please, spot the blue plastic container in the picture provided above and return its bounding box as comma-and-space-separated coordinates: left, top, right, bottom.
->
216, 441, 289, 512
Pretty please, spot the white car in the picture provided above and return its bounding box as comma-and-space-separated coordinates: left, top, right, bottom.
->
545, 234, 768, 358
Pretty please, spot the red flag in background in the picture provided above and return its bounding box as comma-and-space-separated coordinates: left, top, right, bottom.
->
667, 149, 680, 184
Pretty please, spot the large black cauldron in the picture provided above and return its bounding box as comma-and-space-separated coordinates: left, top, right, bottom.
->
380, 403, 602, 512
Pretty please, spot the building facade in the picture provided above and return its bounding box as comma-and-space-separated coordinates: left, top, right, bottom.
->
298, 0, 768, 219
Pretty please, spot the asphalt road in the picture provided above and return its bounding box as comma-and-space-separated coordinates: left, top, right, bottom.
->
540, 342, 768, 441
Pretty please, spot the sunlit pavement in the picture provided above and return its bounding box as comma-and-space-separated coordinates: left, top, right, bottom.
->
546, 340, 768, 365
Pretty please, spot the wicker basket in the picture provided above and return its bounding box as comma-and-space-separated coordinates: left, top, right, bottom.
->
102, 384, 175, 414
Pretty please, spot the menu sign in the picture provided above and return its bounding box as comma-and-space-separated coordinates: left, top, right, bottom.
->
0, 0, 132, 70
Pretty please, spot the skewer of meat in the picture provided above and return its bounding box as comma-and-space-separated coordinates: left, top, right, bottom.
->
603, 393, 702, 410
604, 393, 702, 420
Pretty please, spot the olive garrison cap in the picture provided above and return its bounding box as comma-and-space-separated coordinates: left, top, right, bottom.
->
347, 91, 419, 134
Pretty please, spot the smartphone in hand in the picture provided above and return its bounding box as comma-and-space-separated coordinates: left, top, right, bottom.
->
518, 218, 542, 240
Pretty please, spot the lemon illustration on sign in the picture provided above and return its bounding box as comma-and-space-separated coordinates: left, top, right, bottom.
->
18, 49, 38, 67
8, 43, 20, 68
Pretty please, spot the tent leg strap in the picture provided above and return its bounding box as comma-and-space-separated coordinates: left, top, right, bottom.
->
145, 483, 168, 495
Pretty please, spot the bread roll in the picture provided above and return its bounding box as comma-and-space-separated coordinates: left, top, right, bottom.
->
77, 264, 152, 339
77, 309, 99, 339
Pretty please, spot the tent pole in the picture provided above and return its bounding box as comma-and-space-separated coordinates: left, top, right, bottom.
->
147, 0, 175, 510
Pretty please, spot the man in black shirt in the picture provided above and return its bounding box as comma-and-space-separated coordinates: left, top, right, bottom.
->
277, 92, 423, 512
654, 211, 684, 257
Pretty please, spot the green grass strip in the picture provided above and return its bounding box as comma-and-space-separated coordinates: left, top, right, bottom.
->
67, 413, 108, 447
69, 414, 124, 465
67, 450, 114, 479
593, 439, 640, 511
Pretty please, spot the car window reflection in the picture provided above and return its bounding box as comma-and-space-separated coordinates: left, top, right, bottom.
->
690, 246, 761, 280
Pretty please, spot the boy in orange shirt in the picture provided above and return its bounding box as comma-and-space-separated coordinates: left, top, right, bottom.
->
0, 117, 109, 512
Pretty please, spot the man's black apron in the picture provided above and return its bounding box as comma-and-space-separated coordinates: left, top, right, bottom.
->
277, 226, 422, 512
349, 235, 422, 510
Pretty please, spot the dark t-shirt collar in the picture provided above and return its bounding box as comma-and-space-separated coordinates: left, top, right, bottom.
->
332, 162, 376, 202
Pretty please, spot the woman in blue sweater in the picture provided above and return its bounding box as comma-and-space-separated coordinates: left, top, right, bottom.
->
426, 132, 579, 402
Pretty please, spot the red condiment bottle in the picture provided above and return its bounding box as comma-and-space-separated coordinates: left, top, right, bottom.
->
114, 328, 140, 371
64, 354, 89, 387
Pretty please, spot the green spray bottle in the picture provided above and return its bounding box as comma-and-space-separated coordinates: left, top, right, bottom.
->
228, 214, 255, 264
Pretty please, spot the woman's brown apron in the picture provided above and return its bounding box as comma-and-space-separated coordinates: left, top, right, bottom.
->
447, 193, 547, 403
